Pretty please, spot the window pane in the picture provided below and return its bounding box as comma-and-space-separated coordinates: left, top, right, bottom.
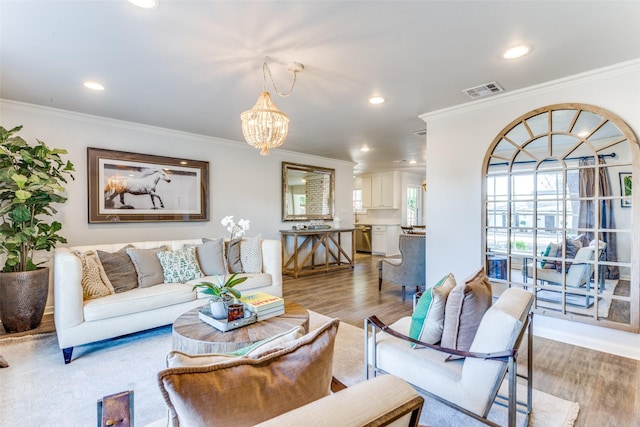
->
505, 122, 530, 145
551, 109, 577, 132
512, 174, 534, 199
525, 112, 549, 137
572, 111, 605, 135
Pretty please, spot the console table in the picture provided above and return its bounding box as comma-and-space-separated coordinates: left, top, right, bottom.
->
280, 228, 355, 278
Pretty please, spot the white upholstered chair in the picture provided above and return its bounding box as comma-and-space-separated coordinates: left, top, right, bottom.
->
365, 287, 534, 427
524, 240, 606, 308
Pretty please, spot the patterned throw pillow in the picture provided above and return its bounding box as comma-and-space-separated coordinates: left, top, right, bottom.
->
241, 234, 263, 274
157, 247, 204, 284
409, 273, 456, 347
73, 250, 115, 300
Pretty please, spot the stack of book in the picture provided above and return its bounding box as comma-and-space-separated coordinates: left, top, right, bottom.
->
239, 291, 285, 321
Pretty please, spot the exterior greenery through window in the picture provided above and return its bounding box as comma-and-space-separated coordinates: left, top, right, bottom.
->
406, 185, 419, 226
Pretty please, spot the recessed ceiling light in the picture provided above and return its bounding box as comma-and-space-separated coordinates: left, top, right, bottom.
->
369, 96, 385, 105
83, 81, 104, 91
502, 44, 531, 59
128, 0, 158, 8
360, 146, 370, 152
409, 160, 417, 165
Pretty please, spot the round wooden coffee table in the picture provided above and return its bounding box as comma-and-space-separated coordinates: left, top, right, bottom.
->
172, 301, 309, 354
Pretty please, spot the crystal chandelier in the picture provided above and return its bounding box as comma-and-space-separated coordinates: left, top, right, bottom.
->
241, 62, 303, 156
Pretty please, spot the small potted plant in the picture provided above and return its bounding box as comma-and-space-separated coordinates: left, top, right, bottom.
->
0, 125, 74, 332
193, 273, 247, 319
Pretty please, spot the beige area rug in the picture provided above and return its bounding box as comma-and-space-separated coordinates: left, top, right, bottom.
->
0, 311, 578, 426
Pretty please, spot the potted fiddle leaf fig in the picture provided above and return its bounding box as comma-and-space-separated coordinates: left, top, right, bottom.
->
0, 125, 75, 333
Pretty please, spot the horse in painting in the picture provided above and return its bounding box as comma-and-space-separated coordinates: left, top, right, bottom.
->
104, 168, 171, 209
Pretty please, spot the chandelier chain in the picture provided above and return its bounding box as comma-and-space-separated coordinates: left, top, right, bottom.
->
262, 63, 298, 98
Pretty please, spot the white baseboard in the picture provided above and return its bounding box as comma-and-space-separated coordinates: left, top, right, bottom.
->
533, 315, 640, 360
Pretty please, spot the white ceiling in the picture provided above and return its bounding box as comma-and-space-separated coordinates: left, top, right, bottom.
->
1, 1, 639, 175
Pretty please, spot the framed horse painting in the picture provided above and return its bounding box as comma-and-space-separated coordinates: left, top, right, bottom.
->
88, 148, 209, 223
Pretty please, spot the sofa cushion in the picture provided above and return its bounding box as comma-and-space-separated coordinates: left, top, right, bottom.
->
157, 247, 204, 284
73, 250, 115, 300
158, 319, 339, 427
241, 234, 263, 274
409, 273, 456, 347
197, 238, 226, 276
96, 245, 139, 293
372, 316, 465, 389
440, 268, 492, 357
83, 283, 196, 321
127, 246, 168, 288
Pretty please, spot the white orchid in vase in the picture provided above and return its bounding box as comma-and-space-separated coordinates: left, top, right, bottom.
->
221, 215, 250, 241
192, 216, 250, 317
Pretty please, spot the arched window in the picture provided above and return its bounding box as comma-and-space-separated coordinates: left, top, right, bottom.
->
483, 103, 639, 331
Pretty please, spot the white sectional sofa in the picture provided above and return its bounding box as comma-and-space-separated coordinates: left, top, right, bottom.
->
53, 238, 282, 364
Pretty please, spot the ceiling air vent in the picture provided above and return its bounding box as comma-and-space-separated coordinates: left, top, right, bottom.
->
462, 81, 504, 99
413, 129, 427, 136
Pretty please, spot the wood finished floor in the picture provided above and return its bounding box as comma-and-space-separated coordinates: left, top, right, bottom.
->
282, 253, 640, 427
2, 252, 638, 426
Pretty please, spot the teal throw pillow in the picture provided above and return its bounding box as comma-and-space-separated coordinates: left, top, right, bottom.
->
157, 246, 204, 284
409, 273, 457, 348
540, 243, 558, 269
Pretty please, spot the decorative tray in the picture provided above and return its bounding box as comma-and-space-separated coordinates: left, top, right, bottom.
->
198, 306, 257, 332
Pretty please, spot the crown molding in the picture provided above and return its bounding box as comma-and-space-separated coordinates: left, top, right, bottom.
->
419, 58, 640, 122
0, 98, 355, 167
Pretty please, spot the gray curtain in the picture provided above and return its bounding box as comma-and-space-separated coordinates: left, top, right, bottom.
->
578, 158, 619, 279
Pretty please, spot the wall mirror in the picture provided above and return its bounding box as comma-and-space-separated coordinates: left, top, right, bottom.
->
282, 162, 335, 221
482, 103, 639, 332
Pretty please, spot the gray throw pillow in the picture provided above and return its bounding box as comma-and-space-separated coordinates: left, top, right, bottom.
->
198, 238, 226, 276
441, 268, 492, 358
126, 246, 168, 288
226, 238, 243, 273
96, 245, 139, 293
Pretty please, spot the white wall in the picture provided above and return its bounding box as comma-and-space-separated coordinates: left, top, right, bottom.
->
421, 59, 640, 359
0, 99, 354, 314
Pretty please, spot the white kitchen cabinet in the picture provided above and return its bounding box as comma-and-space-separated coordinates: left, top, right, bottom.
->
361, 176, 372, 209
362, 172, 399, 209
371, 225, 401, 256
